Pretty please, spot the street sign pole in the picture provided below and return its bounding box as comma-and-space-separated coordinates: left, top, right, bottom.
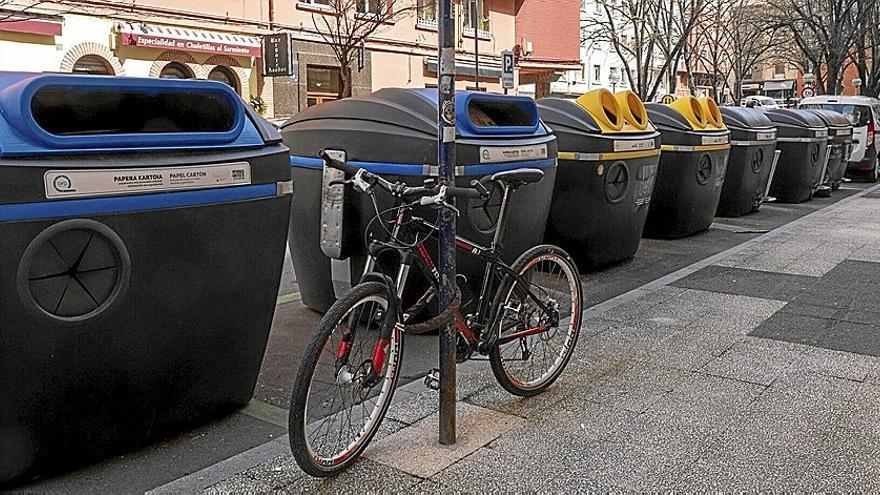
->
436, 0, 457, 446
501, 50, 514, 95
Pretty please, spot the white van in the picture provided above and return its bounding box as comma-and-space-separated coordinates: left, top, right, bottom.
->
800, 95, 880, 181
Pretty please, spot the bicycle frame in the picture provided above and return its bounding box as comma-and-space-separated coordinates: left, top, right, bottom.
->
350, 183, 557, 373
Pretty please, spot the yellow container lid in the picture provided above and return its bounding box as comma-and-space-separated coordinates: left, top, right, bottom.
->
668, 96, 707, 130
614, 90, 655, 132
697, 97, 726, 129
575, 89, 623, 133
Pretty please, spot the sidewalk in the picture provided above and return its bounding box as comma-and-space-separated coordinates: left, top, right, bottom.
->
201, 186, 880, 493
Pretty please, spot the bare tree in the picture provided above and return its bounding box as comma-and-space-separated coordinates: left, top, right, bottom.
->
773, 0, 871, 94
850, 0, 880, 97
726, 0, 785, 102
689, 0, 734, 101
583, 0, 706, 101
311, 0, 415, 98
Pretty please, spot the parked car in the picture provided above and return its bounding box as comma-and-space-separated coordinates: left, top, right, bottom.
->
742, 95, 781, 109
800, 95, 880, 182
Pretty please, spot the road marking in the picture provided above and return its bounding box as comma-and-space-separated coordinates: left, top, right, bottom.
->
240, 399, 290, 429
276, 291, 301, 306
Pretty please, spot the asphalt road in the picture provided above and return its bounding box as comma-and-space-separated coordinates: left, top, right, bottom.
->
12, 182, 871, 494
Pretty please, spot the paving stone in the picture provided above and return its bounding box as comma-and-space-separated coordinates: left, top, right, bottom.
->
700, 337, 808, 386
793, 347, 879, 382
365, 402, 524, 478
486, 395, 638, 462
749, 311, 835, 348
643, 372, 765, 434
672, 265, 814, 301
274, 458, 420, 494
430, 447, 627, 493
202, 472, 278, 494
461, 379, 572, 419
578, 362, 692, 413
677, 370, 862, 491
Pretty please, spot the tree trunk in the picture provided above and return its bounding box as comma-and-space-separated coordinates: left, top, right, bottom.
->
340, 63, 354, 99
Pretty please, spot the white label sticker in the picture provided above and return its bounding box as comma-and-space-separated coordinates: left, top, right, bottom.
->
836, 129, 851, 136
756, 131, 776, 141
45, 162, 252, 199
479, 144, 548, 163
702, 135, 729, 145
613, 139, 655, 152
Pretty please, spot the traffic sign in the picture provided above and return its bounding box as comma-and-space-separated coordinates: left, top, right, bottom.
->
501, 50, 514, 89
801, 86, 815, 99
661, 94, 675, 104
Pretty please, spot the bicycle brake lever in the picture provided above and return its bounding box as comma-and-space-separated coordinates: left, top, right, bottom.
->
441, 201, 461, 217
328, 179, 350, 187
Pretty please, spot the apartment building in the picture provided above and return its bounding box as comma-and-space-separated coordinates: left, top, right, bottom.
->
514, 0, 581, 98
0, 0, 546, 117
741, 61, 803, 102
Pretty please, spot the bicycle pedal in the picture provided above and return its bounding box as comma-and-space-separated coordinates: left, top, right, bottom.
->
424, 368, 440, 391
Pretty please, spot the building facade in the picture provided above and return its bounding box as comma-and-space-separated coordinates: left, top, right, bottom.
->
0, 0, 534, 118
514, 0, 581, 98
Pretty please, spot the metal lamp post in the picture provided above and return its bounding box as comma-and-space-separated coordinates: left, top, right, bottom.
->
609, 67, 620, 93
436, 0, 457, 446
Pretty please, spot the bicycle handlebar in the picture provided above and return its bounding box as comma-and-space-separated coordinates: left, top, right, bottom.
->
320, 150, 485, 202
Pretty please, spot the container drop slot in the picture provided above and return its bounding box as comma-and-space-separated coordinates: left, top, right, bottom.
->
467, 98, 534, 128
30, 85, 236, 136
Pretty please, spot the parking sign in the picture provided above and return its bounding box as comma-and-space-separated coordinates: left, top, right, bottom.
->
501, 50, 514, 89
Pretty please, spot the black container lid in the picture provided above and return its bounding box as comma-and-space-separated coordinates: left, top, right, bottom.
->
764, 108, 826, 129
718, 107, 774, 131
802, 108, 852, 129
537, 98, 603, 135
644, 103, 693, 132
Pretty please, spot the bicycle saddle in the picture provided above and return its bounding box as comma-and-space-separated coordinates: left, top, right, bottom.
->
488, 168, 544, 187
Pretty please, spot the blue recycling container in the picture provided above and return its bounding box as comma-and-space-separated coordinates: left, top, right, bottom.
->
0, 72, 292, 485
282, 88, 557, 313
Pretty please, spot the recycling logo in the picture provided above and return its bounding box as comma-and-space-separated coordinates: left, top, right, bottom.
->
751, 148, 764, 174
696, 155, 713, 185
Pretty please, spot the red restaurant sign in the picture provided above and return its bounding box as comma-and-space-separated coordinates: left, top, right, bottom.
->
121, 33, 262, 58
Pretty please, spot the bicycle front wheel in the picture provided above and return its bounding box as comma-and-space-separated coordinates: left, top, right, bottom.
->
489, 244, 582, 396
289, 281, 403, 477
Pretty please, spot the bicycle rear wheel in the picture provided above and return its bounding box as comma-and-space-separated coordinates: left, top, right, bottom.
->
289, 281, 403, 477
489, 244, 582, 396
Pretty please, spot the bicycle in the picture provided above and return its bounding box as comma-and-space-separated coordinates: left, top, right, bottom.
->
289, 151, 583, 477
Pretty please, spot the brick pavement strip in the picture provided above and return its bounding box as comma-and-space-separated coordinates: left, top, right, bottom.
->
198, 191, 880, 492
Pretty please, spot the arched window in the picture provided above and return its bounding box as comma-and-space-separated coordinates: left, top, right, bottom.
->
208, 66, 240, 93
71, 55, 114, 75
159, 62, 194, 79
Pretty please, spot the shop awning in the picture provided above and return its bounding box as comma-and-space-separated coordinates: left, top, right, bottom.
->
0, 17, 62, 36
425, 57, 502, 79
762, 80, 794, 92
116, 22, 261, 58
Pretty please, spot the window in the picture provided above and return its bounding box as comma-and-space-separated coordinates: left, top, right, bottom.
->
159, 62, 194, 79
417, 0, 437, 26
593, 1, 602, 14
593, 64, 601, 82
208, 66, 240, 93
747, 66, 760, 80
307, 65, 341, 106
298, 0, 331, 7
462, 0, 489, 33
774, 64, 786, 76
357, 0, 384, 15
71, 55, 114, 75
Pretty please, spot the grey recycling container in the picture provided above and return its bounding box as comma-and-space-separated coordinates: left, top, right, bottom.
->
643, 97, 731, 238
716, 107, 778, 216
764, 109, 830, 203
0, 72, 292, 485
537, 90, 660, 268
283, 88, 558, 313
803, 108, 852, 192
